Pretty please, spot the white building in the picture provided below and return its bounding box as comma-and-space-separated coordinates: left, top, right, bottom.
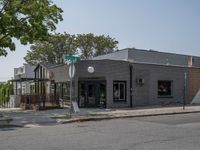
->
14, 64, 35, 95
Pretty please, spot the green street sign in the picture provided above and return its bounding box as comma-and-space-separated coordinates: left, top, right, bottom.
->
63, 55, 80, 64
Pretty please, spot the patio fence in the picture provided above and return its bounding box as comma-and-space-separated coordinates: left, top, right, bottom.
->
20, 94, 60, 110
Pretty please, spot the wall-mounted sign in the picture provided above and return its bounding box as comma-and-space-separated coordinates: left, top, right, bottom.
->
87, 66, 95, 73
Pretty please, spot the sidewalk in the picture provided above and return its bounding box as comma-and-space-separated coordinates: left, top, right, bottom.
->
0, 108, 21, 112
56, 105, 200, 123
1, 105, 200, 127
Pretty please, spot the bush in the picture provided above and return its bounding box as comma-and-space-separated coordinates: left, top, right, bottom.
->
0, 82, 12, 107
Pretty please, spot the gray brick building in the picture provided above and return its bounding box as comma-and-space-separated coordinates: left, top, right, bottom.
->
72, 48, 200, 108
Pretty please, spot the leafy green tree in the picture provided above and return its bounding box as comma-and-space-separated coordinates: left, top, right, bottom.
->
73, 33, 118, 59
0, 84, 5, 106
24, 33, 118, 64
24, 33, 77, 64
0, 85, 2, 106
75, 33, 96, 59
5, 85, 9, 102
0, 0, 63, 56
93, 35, 118, 57
0, 82, 13, 106
76, 33, 118, 59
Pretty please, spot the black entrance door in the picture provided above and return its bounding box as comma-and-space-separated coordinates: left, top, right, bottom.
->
78, 81, 106, 108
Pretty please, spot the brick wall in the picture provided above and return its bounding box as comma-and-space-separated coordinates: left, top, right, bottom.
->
188, 68, 200, 102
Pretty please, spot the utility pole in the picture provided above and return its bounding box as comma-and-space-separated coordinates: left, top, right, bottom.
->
183, 72, 187, 110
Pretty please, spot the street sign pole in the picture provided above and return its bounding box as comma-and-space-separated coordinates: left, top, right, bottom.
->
63, 55, 80, 115
69, 63, 76, 115
69, 64, 73, 115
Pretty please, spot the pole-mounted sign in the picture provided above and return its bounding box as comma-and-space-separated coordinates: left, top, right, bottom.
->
63, 55, 80, 65
63, 55, 80, 113
68, 64, 75, 79
63, 55, 80, 79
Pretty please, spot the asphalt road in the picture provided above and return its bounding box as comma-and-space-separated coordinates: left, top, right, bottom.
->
1, 113, 200, 150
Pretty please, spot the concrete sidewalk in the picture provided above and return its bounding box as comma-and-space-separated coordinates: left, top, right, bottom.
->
56, 105, 200, 123
1, 105, 200, 127
0, 108, 21, 112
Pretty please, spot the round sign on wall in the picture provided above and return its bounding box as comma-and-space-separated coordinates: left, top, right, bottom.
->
69, 64, 75, 79
88, 66, 95, 73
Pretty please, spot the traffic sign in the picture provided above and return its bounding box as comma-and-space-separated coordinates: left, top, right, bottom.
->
69, 64, 75, 79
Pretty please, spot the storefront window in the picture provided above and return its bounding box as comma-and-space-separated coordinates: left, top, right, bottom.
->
158, 80, 173, 97
113, 81, 126, 102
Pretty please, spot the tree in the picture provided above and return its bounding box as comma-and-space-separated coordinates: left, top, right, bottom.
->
0, 82, 12, 107
76, 33, 118, 59
24, 33, 77, 64
76, 33, 96, 59
5, 85, 9, 102
0, 84, 5, 106
94, 35, 118, 57
24, 33, 118, 64
0, 0, 63, 56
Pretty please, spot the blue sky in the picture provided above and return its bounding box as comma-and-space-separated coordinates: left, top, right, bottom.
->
0, 0, 200, 81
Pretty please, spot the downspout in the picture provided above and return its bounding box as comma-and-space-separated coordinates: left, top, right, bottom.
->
129, 64, 133, 107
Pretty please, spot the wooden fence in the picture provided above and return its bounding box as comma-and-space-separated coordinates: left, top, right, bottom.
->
20, 94, 60, 110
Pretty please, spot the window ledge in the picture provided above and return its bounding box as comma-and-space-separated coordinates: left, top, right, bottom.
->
158, 96, 173, 98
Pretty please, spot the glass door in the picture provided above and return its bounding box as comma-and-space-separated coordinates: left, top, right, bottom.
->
79, 83, 86, 107
86, 83, 98, 107
78, 81, 106, 107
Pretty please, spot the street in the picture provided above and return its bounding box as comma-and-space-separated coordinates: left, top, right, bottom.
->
1, 113, 200, 150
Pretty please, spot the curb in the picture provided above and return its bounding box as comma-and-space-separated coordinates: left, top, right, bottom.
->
0, 117, 13, 126
58, 110, 200, 124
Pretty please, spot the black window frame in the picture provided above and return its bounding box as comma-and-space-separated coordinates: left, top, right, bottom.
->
113, 81, 127, 102
157, 80, 173, 98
